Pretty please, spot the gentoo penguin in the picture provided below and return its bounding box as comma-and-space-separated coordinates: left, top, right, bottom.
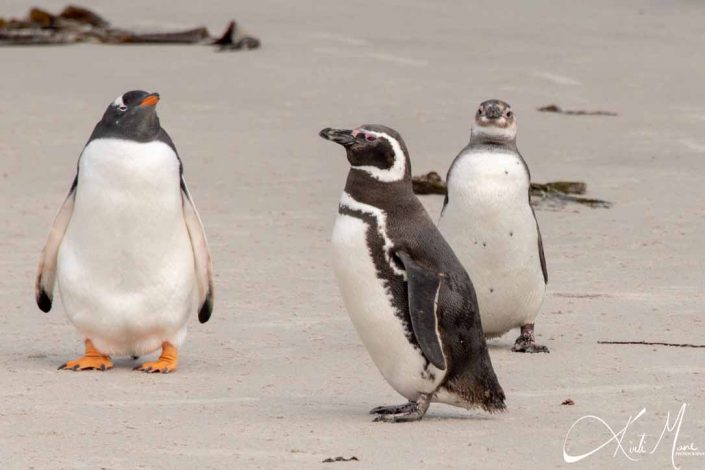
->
320, 124, 505, 422
35, 90, 214, 372
438, 100, 549, 353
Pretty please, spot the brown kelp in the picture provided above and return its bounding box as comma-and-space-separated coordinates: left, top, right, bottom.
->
412, 171, 612, 209
0, 5, 260, 50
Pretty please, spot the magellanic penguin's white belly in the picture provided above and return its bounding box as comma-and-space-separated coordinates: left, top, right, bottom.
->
438, 150, 546, 337
56, 138, 197, 356
332, 194, 445, 401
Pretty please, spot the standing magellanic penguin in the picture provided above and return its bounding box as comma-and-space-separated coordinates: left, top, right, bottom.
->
35, 90, 214, 372
320, 124, 505, 422
438, 100, 549, 353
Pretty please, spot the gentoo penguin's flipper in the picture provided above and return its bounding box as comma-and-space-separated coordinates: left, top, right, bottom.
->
181, 180, 214, 323
397, 251, 446, 371
35, 177, 77, 313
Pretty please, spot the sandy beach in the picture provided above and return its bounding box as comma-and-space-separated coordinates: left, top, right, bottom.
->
1, 0, 704, 468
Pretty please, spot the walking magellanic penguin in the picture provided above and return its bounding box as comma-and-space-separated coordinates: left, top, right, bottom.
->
438, 99, 549, 353
35, 90, 214, 372
320, 124, 505, 422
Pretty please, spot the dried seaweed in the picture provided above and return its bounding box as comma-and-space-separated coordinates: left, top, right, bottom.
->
530, 181, 586, 195
412, 171, 612, 209
59, 5, 109, 27
531, 185, 613, 209
0, 5, 260, 51
411, 171, 446, 195
322, 456, 359, 463
598, 341, 705, 349
212, 20, 261, 51
106, 28, 210, 45
537, 105, 618, 116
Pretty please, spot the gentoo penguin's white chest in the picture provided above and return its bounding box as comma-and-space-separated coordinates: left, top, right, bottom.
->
331, 192, 444, 400
56, 138, 197, 356
438, 150, 545, 337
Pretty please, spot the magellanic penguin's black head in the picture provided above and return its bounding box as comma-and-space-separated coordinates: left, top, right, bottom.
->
319, 124, 411, 184
471, 99, 517, 144
89, 90, 162, 142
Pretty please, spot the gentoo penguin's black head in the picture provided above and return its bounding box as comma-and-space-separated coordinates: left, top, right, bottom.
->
471, 99, 517, 143
90, 90, 162, 142
319, 124, 411, 183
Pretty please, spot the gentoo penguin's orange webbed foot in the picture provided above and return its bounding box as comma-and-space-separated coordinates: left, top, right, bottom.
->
58, 339, 113, 371
134, 342, 178, 373
512, 323, 550, 353
372, 394, 431, 423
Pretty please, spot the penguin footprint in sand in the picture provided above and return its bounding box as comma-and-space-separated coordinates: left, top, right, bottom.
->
36, 90, 214, 373
320, 124, 505, 422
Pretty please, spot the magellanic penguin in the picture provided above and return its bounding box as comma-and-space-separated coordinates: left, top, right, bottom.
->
438, 100, 549, 353
35, 90, 214, 372
320, 124, 505, 422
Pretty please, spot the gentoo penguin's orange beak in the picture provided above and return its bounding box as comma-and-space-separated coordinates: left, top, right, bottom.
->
139, 93, 160, 107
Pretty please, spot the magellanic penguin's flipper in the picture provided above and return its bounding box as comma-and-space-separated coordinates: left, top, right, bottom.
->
521, 155, 547, 284
397, 251, 446, 371
530, 201, 548, 284
536, 221, 548, 284
35, 177, 77, 312
181, 179, 214, 323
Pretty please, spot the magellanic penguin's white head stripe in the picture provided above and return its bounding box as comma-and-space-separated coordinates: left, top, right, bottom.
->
351, 130, 407, 182
471, 125, 516, 140
112, 95, 125, 108
339, 191, 407, 278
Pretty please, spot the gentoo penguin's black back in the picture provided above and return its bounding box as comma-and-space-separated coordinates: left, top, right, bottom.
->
323, 124, 505, 411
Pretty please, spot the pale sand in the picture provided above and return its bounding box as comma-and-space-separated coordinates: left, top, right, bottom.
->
1, 0, 704, 468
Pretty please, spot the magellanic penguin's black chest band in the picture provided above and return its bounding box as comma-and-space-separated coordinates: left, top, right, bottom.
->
337, 204, 431, 369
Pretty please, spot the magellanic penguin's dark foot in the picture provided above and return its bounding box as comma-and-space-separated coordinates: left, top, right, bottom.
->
372, 394, 431, 423
58, 339, 113, 371
512, 323, 550, 353
369, 402, 417, 415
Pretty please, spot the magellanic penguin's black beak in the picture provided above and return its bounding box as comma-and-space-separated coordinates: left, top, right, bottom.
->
484, 104, 502, 119
319, 127, 356, 147
139, 92, 160, 107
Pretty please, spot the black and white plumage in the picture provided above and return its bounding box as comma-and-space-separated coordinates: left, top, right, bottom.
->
438, 100, 549, 353
320, 124, 505, 422
35, 90, 213, 363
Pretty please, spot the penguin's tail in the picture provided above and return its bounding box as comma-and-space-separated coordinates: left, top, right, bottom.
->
444, 354, 506, 413
473, 369, 507, 413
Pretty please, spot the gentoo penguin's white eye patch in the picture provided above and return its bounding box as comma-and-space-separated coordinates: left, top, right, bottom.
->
113, 95, 127, 112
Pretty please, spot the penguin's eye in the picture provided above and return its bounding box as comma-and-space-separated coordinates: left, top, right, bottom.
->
477, 108, 484, 116
365, 134, 377, 142
506, 111, 513, 118
118, 105, 128, 112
